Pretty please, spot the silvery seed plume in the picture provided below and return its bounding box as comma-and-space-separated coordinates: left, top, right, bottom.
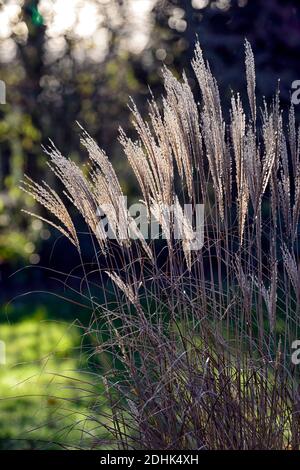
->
230, 93, 249, 243
119, 129, 155, 207
173, 196, 197, 271
288, 107, 300, 241
278, 135, 292, 236
43, 142, 107, 251
245, 38, 256, 124
105, 271, 138, 306
80, 129, 153, 258
20, 175, 79, 250
132, 98, 175, 207
80, 129, 129, 245
162, 67, 202, 199
192, 42, 228, 220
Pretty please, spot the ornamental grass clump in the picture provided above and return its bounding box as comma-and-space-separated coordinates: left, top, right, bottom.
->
21, 41, 300, 449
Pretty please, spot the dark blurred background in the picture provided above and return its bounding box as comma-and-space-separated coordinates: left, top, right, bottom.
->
1, 0, 300, 448
2, 0, 300, 295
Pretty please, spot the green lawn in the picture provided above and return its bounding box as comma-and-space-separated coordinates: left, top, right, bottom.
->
0, 313, 108, 449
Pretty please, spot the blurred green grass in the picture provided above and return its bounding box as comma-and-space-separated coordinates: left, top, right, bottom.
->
0, 312, 107, 449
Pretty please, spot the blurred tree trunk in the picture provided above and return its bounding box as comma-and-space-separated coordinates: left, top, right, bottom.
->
17, 0, 45, 179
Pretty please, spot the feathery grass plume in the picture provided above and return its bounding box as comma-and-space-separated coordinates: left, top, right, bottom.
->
162, 68, 202, 199
243, 124, 259, 208
105, 271, 139, 306
79, 126, 151, 253
119, 129, 154, 207
128, 98, 174, 209
245, 38, 256, 123
261, 101, 279, 197
278, 134, 291, 235
20, 175, 79, 249
21, 40, 300, 449
288, 106, 300, 242
121, 88, 199, 266
293, 170, 300, 242
192, 42, 228, 221
230, 93, 249, 243
80, 128, 130, 245
149, 197, 172, 247
44, 142, 108, 251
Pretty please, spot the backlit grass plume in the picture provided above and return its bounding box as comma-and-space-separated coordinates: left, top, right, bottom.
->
21, 41, 300, 450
